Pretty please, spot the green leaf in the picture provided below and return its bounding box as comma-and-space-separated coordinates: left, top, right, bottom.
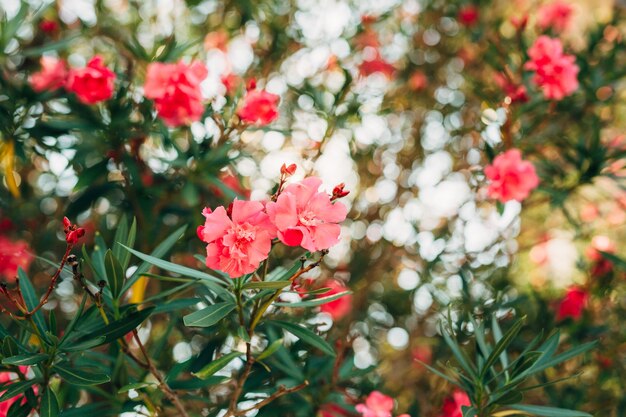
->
53, 363, 111, 386
0, 379, 37, 402
193, 352, 242, 379
274, 291, 352, 308
76, 307, 154, 347
17, 268, 49, 344
480, 319, 523, 379
242, 281, 291, 290
440, 323, 477, 378
117, 382, 156, 393
112, 216, 129, 264
461, 405, 477, 417
121, 244, 226, 286
2, 353, 48, 366
183, 302, 235, 327
256, 338, 284, 361
2, 337, 19, 357
508, 404, 592, 417
40, 387, 60, 417
104, 250, 125, 299
123, 225, 187, 292
59, 336, 106, 352
270, 320, 336, 356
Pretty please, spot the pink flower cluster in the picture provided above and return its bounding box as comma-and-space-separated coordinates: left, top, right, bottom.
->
537, 1, 574, 33
144, 61, 208, 127
484, 149, 539, 203
197, 173, 348, 278
30, 55, 116, 104
0, 236, 33, 281
30, 57, 281, 128
524, 36, 579, 100
356, 391, 409, 417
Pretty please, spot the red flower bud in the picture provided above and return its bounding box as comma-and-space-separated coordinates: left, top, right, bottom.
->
246, 78, 257, 91
281, 163, 297, 176
63, 217, 85, 245
332, 183, 349, 199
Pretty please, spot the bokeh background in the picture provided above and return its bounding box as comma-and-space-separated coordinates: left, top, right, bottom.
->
0, 0, 625, 416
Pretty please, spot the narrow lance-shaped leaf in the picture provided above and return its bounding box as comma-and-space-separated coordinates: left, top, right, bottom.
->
270, 320, 336, 357
183, 302, 235, 328
193, 352, 242, 379
508, 404, 592, 417
104, 250, 125, 299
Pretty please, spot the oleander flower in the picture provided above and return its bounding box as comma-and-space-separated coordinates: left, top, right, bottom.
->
66, 56, 116, 104
0, 367, 33, 415
197, 200, 276, 278
484, 149, 539, 202
556, 286, 589, 321
144, 60, 208, 127
537, 0, 574, 33
356, 391, 394, 417
266, 177, 347, 252
29, 56, 67, 92
318, 280, 352, 320
458, 5, 479, 26
524, 36, 579, 100
439, 390, 471, 417
237, 89, 280, 125
0, 236, 33, 281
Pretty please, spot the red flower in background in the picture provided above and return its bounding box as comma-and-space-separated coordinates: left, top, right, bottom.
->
0, 236, 33, 281
318, 280, 352, 320
210, 172, 251, 200
66, 56, 116, 104
144, 60, 208, 127
585, 235, 616, 277
524, 36, 579, 100
237, 89, 280, 125
537, 0, 574, 33
439, 390, 471, 417
458, 5, 479, 27
39, 19, 59, 34
30, 56, 67, 92
409, 71, 428, 91
484, 149, 539, 203
556, 286, 589, 321
356, 391, 394, 417
359, 55, 396, 79
0, 367, 34, 415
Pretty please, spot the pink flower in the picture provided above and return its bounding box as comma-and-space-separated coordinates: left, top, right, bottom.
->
0, 367, 32, 415
318, 280, 352, 320
556, 287, 589, 321
197, 200, 276, 278
458, 5, 479, 26
0, 236, 33, 282
484, 149, 539, 202
237, 89, 280, 125
537, 1, 574, 33
524, 36, 579, 100
356, 391, 394, 417
439, 390, 471, 417
66, 56, 116, 104
266, 177, 348, 252
30, 56, 67, 92
144, 61, 208, 127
